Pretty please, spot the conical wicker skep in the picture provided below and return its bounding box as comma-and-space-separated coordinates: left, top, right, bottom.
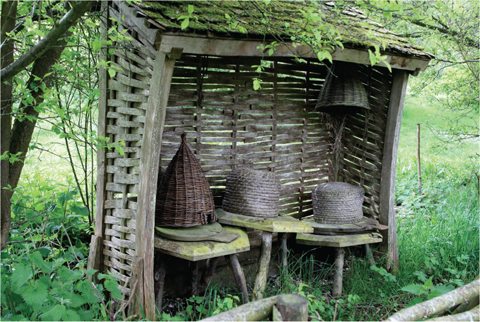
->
315, 62, 369, 114
222, 169, 281, 218
155, 133, 217, 228
312, 182, 365, 224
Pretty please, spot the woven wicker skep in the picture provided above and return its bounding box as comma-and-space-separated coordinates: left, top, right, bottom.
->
312, 182, 365, 224
222, 169, 281, 218
155, 133, 217, 228
315, 61, 369, 114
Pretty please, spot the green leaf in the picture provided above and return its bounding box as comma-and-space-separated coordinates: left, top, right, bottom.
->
181, 18, 190, 30
108, 68, 116, 78
11, 263, 33, 290
29, 251, 53, 274
40, 304, 66, 321
188, 4, 194, 14
63, 310, 81, 321
20, 281, 49, 310
92, 39, 102, 51
401, 283, 427, 295
253, 79, 261, 90
86, 269, 98, 276
105, 279, 122, 299
424, 276, 434, 290
75, 280, 101, 304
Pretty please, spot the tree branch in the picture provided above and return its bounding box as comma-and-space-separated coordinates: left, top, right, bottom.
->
1, 0, 95, 81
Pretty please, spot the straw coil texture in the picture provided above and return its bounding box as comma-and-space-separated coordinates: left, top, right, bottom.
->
223, 169, 281, 218
312, 182, 364, 224
315, 61, 369, 114
155, 133, 217, 228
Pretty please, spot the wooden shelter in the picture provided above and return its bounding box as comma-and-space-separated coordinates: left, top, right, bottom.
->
88, 1, 433, 319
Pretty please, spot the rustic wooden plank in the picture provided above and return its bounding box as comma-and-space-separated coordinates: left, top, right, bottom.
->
379, 70, 408, 271
301, 217, 388, 234
159, 35, 430, 72
216, 209, 313, 233
135, 49, 181, 321
93, 0, 110, 251
153, 226, 250, 261
296, 232, 383, 247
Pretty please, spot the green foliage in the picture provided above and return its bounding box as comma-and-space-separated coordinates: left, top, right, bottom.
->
1, 248, 120, 321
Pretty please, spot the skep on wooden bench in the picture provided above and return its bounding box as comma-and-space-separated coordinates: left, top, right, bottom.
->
87, 1, 432, 319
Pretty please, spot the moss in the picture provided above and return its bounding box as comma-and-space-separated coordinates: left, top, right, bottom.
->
134, 0, 430, 57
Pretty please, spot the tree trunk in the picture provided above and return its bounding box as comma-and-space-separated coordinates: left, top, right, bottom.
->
1, 0, 18, 250
1, 35, 70, 250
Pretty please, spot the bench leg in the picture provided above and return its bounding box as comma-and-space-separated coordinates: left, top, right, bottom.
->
253, 231, 273, 301
332, 247, 344, 297
225, 254, 249, 303
154, 256, 167, 313
203, 257, 219, 285
191, 261, 200, 296
278, 233, 288, 275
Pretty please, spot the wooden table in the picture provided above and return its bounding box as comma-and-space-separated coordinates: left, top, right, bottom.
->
216, 208, 314, 301
296, 231, 383, 296
153, 225, 250, 309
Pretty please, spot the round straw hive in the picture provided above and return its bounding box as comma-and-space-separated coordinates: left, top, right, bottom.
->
312, 182, 364, 224
222, 169, 281, 218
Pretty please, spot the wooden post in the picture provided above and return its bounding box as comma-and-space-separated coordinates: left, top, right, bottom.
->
130, 256, 144, 318
380, 70, 409, 272
253, 232, 273, 301
278, 233, 288, 274
87, 235, 103, 282
417, 123, 422, 189
92, 0, 109, 256
135, 47, 183, 320
154, 255, 167, 314
225, 254, 249, 303
332, 247, 344, 297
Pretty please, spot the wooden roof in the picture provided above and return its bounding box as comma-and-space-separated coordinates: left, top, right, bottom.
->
134, 1, 433, 60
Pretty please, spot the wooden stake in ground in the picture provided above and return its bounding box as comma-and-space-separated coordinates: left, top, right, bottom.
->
417, 123, 422, 190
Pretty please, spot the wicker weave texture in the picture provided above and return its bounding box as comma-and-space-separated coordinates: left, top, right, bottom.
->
155, 133, 217, 227
223, 169, 281, 218
312, 182, 365, 224
316, 62, 369, 113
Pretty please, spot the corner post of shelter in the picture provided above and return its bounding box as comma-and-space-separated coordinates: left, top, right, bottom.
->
88, 0, 110, 277
134, 46, 183, 320
380, 69, 409, 272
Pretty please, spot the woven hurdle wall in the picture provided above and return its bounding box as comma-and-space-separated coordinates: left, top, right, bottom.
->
336, 65, 394, 219
159, 54, 331, 219
98, 3, 157, 294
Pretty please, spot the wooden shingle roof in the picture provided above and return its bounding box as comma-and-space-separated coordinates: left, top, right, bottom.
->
134, 1, 433, 60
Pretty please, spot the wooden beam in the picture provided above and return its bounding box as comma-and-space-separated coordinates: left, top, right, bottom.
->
379, 70, 409, 271
158, 34, 430, 73
93, 0, 109, 242
135, 47, 182, 320
117, 1, 160, 47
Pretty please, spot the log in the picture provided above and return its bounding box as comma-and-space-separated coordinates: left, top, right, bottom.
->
332, 247, 344, 297
428, 306, 478, 321
273, 294, 309, 321
200, 295, 277, 321
253, 232, 273, 301
386, 279, 480, 321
